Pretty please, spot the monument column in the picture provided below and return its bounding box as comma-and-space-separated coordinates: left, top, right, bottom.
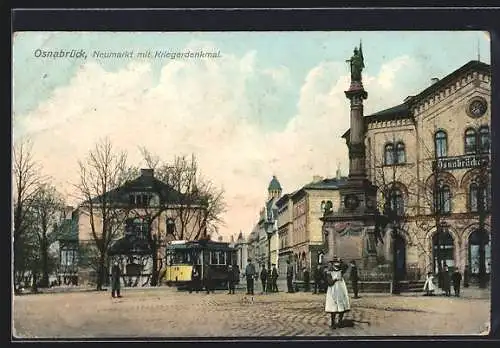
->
320, 42, 379, 270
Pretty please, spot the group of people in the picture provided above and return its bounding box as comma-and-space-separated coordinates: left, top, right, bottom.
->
423, 264, 469, 297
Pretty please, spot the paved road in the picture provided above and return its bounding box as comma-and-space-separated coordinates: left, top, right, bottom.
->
13, 287, 490, 338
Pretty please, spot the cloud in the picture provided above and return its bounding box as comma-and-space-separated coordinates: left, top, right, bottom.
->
14, 43, 417, 240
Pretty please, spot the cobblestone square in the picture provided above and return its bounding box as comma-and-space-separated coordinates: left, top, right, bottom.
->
13, 287, 490, 338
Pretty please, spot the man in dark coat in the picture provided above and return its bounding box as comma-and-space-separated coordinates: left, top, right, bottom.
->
350, 260, 360, 299
313, 264, 323, 294
286, 260, 294, 293
303, 268, 310, 292
111, 261, 122, 298
245, 259, 256, 295
463, 265, 470, 288
260, 265, 268, 293
203, 263, 214, 294
442, 265, 451, 296
271, 264, 279, 292
227, 265, 236, 294
189, 265, 201, 293
451, 269, 462, 297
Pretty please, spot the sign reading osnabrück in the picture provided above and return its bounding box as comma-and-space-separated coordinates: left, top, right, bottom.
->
434, 154, 490, 171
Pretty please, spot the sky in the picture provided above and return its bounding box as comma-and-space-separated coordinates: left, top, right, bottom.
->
12, 31, 490, 240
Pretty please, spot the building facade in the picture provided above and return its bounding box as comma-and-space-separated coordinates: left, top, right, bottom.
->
342, 60, 491, 281
277, 174, 347, 280
75, 168, 207, 286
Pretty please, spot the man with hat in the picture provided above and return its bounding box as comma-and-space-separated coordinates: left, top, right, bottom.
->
271, 264, 279, 292
245, 258, 256, 295
324, 257, 350, 329
286, 259, 295, 293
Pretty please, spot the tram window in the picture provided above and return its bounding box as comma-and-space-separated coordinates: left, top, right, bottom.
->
211, 251, 218, 264
220, 251, 226, 265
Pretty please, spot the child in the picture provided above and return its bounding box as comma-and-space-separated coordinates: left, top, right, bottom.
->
423, 272, 436, 296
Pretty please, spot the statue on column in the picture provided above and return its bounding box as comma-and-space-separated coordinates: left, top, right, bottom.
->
346, 41, 365, 82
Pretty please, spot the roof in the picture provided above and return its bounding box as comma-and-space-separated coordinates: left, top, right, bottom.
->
57, 218, 78, 242
166, 239, 234, 251
85, 170, 203, 207
342, 60, 491, 139
108, 237, 151, 256
275, 193, 290, 208
268, 175, 282, 191
291, 177, 348, 201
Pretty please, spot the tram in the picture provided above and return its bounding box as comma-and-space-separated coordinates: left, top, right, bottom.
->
163, 239, 238, 290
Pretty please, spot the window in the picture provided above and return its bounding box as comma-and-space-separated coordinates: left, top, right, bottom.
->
166, 218, 175, 235
435, 130, 448, 158
469, 181, 489, 212
384, 143, 394, 165
479, 126, 490, 153
210, 251, 226, 265
129, 194, 135, 205
384, 142, 406, 165
469, 183, 478, 212
61, 248, 77, 266
389, 189, 405, 216
436, 183, 451, 214
396, 142, 406, 164
464, 128, 477, 154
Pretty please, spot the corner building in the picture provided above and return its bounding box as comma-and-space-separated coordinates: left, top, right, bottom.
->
342, 61, 491, 281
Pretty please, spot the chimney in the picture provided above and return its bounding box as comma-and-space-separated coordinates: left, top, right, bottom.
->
141, 168, 154, 177
312, 175, 323, 183
336, 168, 342, 180
231, 235, 234, 243
65, 206, 74, 220
218, 236, 223, 242
431, 77, 440, 85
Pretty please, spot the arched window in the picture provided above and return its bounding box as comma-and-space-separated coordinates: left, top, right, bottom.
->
389, 188, 405, 216
479, 126, 490, 153
468, 230, 491, 275
384, 143, 394, 165
435, 130, 448, 158
437, 184, 452, 214
464, 128, 477, 154
469, 183, 479, 212
469, 181, 489, 213
396, 142, 406, 164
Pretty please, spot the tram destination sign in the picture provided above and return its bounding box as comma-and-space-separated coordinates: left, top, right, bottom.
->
433, 154, 490, 171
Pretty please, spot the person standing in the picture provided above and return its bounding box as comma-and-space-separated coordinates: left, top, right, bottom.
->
111, 261, 122, 298
303, 268, 311, 292
260, 265, 268, 294
203, 263, 214, 294
451, 268, 462, 297
313, 265, 323, 294
271, 264, 279, 292
189, 265, 201, 293
325, 257, 350, 329
349, 260, 360, 299
286, 260, 294, 293
463, 265, 470, 288
442, 265, 451, 296
227, 265, 236, 294
245, 259, 256, 295
423, 272, 436, 296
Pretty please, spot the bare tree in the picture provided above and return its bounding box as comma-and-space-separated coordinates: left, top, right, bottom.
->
30, 184, 66, 287
131, 149, 226, 286
12, 139, 46, 292
74, 138, 131, 290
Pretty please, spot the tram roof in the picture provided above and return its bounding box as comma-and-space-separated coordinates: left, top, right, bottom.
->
166, 240, 234, 251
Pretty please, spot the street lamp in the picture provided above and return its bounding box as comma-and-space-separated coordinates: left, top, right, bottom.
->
265, 221, 274, 271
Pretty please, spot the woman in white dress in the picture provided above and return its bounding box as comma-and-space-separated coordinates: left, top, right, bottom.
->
423, 271, 436, 296
324, 257, 351, 328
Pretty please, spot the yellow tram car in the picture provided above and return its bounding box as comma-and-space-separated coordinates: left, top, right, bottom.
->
163, 239, 238, 289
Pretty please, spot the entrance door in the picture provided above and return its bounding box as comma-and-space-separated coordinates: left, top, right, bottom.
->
394, 235, 406, 280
